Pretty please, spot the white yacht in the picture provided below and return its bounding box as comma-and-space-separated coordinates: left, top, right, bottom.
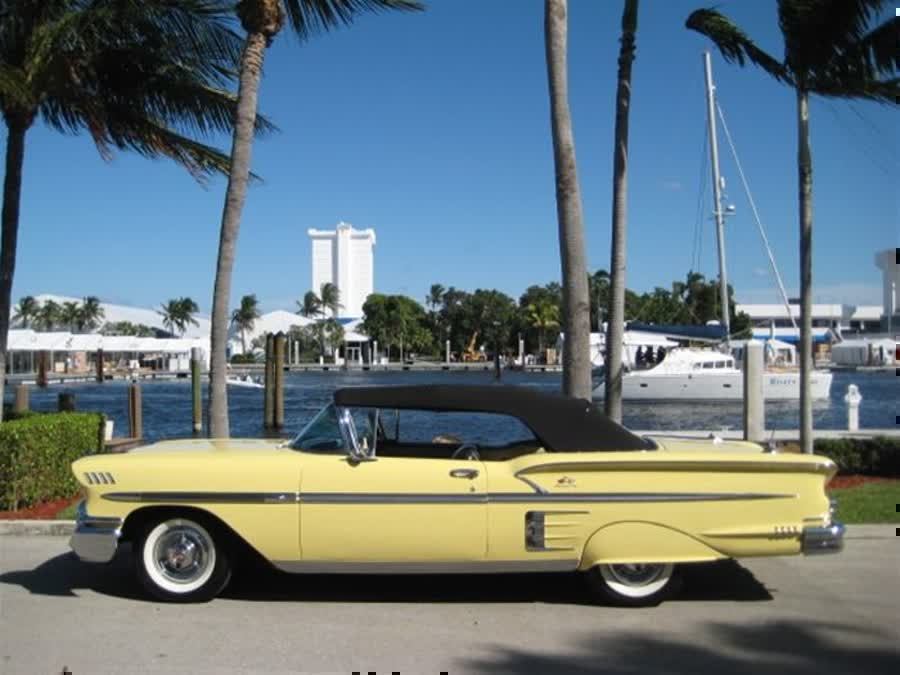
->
592, 347, 833, 401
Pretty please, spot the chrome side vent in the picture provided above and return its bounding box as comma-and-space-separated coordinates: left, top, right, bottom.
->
84, 472, 116, 485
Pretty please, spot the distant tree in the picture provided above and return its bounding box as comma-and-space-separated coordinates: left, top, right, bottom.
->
426, 283, 445, 312
319, 282, 342, 318
101, 321, 156, 337
34, 300, 61, 331
362, 293, 432, 361
518, 284, 563, 353
320, 317, 345, 361
60, 301, 80, 331
687, 0, 900, 454
524, 299, 561, 355
78, 296, 105, 332
231, 294, 261, 354
297, 291, 321, 318
12, 296, 39, 328
159, 297, 200, 337
589, 269, 610, 331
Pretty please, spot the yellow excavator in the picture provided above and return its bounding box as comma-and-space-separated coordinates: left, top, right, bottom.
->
462, 330, 487, 362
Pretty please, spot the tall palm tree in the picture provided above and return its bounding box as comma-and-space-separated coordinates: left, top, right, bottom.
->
524, 299, 560, 355
158, 299, 181, 336
687, 1, 899, 453
231, 293, 261, 354
12, 295, 39, 328
78, 296, 105, 332
319, 282, 342, 318
208, 0, 424, 438
426, 283, 445, 312
604, 0, 639, 424
159, 297, 201, 337
297, 290, 322, 318
0, 0, 267, 421
35, 300, 61, 331
545, 0, 591, 400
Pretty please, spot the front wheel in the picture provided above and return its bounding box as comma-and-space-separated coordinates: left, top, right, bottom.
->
584, 563, 681, 607
135, 515, 232, 602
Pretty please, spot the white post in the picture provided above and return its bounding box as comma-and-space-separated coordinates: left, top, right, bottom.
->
518, 336, 525, 366
373, 340, 379, 365
445, 339, 451, 364
742, 340, 765, 442
844, 384, 861, 432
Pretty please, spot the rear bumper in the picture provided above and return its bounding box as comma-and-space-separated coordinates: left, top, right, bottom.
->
69, 501, 123, 563
801, 521, 845, 555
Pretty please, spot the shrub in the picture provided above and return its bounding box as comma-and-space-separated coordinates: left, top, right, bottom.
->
814, 437, 900, 477
230, 353, 259, 364
0, 412, 104, 511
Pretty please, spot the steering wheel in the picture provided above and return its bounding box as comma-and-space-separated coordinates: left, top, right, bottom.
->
451, 442, 480, 460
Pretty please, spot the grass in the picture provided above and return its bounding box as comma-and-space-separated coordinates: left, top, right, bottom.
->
829, 482, 900, 524
55, 502, 79, 520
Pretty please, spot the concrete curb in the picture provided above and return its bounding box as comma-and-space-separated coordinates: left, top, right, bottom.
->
0, 520, 74, 536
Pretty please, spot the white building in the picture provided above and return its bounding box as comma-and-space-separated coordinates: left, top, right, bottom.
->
308, 222, 375, 319
875, 248, 898, 331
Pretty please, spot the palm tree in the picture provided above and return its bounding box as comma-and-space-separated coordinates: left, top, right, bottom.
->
524, 299, 561, 355
0, 1, 267, 421
426, 283, 445, 312
159, 297, 200, 337
319, 282, 342, 318
545, 0, 592, 400
158, 299, 181, 336
12, 296, 39, 328
687, 1, 899, 453
297, 290, 322, 318
78, 296, 105, 332
604, 0, 639, 424
35, 300, 61, 331
207, 0, 424, 438
60, 301, 81, 332
231, 294, 261, 354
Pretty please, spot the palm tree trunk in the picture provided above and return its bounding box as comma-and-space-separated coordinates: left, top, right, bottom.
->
0, 121, 28, 423
605, 0, 638, 423
545, 0, 592, 401
208, 32, 268, 438
797, 88, 813, 454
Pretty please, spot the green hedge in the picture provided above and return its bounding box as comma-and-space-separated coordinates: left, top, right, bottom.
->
0, 412, 104, 511
814, 437, 900, 477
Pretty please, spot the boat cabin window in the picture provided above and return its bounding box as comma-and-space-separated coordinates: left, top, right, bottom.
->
702, 361, 714, 369
715, 361, 725, 369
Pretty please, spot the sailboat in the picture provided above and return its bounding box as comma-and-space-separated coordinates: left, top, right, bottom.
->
593, 53, 833, 402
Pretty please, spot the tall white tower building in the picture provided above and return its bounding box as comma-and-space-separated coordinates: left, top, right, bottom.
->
308, 222, 376, 319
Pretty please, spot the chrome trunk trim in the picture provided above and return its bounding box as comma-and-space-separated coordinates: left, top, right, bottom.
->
515, 459, 835, 477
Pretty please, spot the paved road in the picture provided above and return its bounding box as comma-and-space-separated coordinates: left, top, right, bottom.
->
1, 527, 897, 674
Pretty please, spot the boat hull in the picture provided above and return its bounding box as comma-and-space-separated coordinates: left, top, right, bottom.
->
593, 370, 833, 401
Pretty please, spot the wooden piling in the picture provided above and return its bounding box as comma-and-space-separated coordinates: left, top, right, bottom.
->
264, 333, 275, 429
36, 351, 49, 388
95, 348, 104, 383
191, 347, 202, 434
58, 392, 76, 412
13, 384, 28, 413
129, 382, 143, 440
273, 332, 286, 429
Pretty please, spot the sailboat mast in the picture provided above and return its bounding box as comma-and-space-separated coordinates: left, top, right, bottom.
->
703, 51, 731, 344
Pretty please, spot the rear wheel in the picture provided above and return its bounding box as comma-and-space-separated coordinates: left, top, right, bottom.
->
135, 515, 232, 602
584, 563, 681, 607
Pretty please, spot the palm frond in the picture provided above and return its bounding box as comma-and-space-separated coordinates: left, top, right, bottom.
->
281, 0, 424, 40
686, 8, 792, 85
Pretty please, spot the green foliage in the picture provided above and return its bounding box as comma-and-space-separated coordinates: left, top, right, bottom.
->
158, 297, 200, 336
362, 293, 433, 358
101, 321, 157, 337
815, 437, 900, 477
827, 482, 900, 524
0, 412, 104, 511
230, 353, 259, 364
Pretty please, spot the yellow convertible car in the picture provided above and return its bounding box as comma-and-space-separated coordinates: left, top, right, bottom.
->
70, 385, 844, 605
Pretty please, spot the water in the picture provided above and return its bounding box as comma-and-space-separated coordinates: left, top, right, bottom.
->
10, 369, 897, 443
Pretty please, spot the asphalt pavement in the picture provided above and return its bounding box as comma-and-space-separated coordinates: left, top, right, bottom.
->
1, 526, 897, 674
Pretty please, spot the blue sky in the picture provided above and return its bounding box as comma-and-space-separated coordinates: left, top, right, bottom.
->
14, 0, 898, 314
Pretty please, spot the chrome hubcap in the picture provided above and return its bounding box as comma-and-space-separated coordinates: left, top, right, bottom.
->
154, 526, 210, 584
606, 563, 665, 587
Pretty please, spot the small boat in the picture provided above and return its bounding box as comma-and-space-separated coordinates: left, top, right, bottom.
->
226, 374, 264, 389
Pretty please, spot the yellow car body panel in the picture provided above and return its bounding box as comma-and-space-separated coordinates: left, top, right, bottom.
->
72, 435, 837, 571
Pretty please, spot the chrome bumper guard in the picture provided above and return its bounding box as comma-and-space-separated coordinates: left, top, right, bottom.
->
801, 521, 845, 555
69, 501, 123, 563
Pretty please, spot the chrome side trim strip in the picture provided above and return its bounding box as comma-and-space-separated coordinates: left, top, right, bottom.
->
515, 459, 835, 477
102, 492, 299, 504
103, 490, 792, 505
272, 559, 579, 574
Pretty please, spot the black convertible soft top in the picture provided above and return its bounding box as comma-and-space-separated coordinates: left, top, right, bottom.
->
333, 385, 652, 452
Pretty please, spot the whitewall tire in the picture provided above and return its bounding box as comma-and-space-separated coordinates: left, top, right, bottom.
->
135, 515, 232, 602
585, 563, 681, 606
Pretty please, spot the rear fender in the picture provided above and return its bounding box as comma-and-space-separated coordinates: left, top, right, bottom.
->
579, 521, 726, 570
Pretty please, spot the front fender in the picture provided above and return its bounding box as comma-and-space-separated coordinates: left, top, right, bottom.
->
579, 521, 726, 570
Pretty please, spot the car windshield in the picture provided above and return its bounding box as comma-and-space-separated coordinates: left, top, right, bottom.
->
289, 404, 347, 453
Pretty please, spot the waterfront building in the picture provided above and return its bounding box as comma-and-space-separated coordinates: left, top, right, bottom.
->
875, 248, 898, 332
308, 222, 375, 319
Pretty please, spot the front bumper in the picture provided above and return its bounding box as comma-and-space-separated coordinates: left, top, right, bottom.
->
69, 501, 123, 563
801, 521, 845, 555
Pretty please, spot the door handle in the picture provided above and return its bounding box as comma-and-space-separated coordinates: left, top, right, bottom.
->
449, 468, 479, 479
